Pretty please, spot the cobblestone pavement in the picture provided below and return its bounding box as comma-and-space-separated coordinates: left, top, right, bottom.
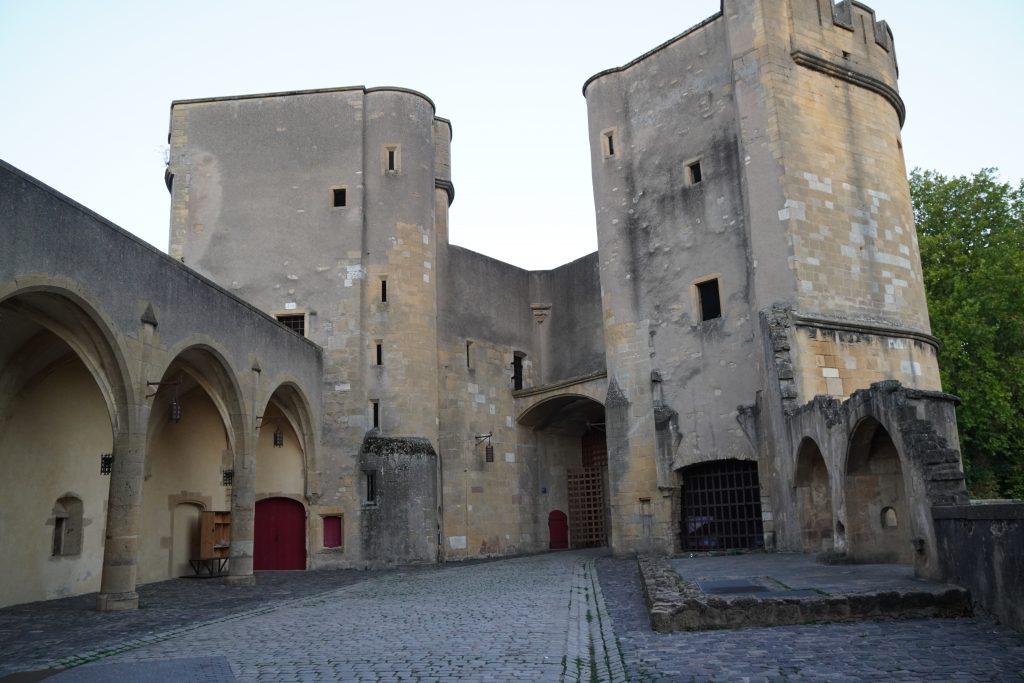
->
597, 556, 1024, 682
0, 567, 389, 677
4, 552, 1024, 682
2, 551, 616, 682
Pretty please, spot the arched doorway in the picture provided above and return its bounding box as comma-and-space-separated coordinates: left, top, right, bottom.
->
254, 497, 306, 570
518, 395, 608, 550
548, 511, 568, 549
679, 459, 764, 551
170, 502, 203, 578
845, 418, 912, 563
794, 438, 834, 553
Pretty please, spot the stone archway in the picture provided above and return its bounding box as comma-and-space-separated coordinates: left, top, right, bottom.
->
0, 290, 128, 608
844, 417, 913, 563
794, 438, 834, 553
517, 394, 608, 550
141, 346, 244, 584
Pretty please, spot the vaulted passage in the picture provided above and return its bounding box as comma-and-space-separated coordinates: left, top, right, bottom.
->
0, 294, 121, 607
679, 459, 764, 551
518, 395, 608, 550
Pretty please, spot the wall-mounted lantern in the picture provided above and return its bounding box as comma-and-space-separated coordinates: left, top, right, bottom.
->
169, 398, 183, 423
273, 426, 284, 448
147, 376, 183, 423
475, 432, 494, 463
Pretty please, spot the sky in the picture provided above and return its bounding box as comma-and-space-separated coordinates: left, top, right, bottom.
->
1, 1, 1021, 271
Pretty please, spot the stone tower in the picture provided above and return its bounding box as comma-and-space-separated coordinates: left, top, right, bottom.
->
168, 86, 451, 565
584, 0, 945, 555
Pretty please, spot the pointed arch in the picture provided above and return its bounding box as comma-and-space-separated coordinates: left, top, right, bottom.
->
844, 416, 913, 563
258, 381, 318, 492
0, 287, 130, 607
0, 287, 131, 435
794, 436, 834, 553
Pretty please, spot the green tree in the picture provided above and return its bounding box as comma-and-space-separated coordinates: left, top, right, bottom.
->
910, 168, 1024, 498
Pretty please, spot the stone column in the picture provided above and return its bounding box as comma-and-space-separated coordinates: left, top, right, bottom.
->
96, 421, 145, 610
225, 456, 256, 585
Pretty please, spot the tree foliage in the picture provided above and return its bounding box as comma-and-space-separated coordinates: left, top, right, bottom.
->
910, 168, 1024, 498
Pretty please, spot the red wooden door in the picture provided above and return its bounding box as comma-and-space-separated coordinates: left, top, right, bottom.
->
254, 497, 306, 570
549, 510, 569, 549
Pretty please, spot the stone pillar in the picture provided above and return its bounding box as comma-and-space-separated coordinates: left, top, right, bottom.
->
226, 432, 257, 586
96, 422, 145, 611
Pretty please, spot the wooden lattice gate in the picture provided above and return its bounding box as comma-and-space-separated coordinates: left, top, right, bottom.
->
567, 430, 609, 548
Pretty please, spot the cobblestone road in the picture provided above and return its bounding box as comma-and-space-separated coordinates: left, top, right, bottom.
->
2, 552, 1023, 682
7, 551, 616, 682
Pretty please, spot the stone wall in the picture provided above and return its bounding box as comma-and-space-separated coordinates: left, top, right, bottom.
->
933, 502, 1024, 631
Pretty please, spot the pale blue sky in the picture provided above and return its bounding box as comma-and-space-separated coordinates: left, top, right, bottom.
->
1, 1, 1021, 269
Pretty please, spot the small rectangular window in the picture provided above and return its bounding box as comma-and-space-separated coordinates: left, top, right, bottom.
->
511, 352, 525, 391
276, 314, 305, 336
697, 279, 722, 321
371, 400, 380, 429
332, 187, 347, 207
364, 471, 377, 503
380, 279, 388, 303
384, 145, 400, 173
601, 128, 616, 159
466, 340, 474, 370
687, 160, 703, 185
323, 516, 343, 548
375, 342, 383, 366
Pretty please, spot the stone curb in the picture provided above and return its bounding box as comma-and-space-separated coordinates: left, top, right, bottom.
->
637, 554, 972, 632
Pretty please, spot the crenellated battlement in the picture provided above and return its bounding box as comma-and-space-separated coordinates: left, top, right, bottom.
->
789, 0, 903, 124
830, 1, 895, 59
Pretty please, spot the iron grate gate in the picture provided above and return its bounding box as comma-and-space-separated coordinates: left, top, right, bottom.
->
680, 459, 765, 551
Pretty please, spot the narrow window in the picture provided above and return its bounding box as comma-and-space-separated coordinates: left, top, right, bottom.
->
384, 145, 400, 173
511, 352, 525, 391
364, 471, 377, 503
375, 341, 383, 366
52, 496, 83, 557
687, 160, 703, 185
371, 400, 380, 429
332, 187, 347, 207
276, 314, 305, 336
601, 128, 616, 159
380, 279, 388, 303
323, 515, 343, 548
466, 340, 474, 370
52, 515, 67, 556
696, 279, 722, 321
881, 507, 898, 528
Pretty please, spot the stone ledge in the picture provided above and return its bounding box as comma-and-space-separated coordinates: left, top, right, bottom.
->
637, 554, 971, 632
933, 501, 1024, 520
